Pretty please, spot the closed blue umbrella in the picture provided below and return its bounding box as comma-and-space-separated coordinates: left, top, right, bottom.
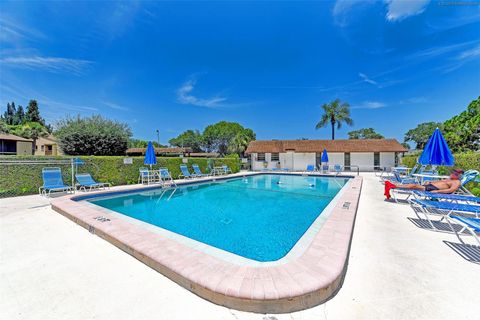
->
144, 141, 157, 168
418, 128, 454, 166
321, 148, 329, 163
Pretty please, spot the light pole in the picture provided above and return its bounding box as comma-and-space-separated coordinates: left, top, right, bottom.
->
156, 129, 160, 146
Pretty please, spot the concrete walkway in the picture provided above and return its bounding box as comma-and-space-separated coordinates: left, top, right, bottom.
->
1, 173, 478, 319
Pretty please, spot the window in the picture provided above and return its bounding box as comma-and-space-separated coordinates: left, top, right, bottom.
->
374, 152, 380, 168
257, 153, 265, 161
0, 140, 16, 155
271, 153, 279, 161
344, 152, 351, 169
316, 152, 321, 167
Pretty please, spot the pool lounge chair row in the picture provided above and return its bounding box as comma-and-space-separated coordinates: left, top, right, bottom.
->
39, 167, 110, 196
305, 164, 343, 174
382, 167, 480, 253
179, 164, 232, 179
139, 164, 233, 184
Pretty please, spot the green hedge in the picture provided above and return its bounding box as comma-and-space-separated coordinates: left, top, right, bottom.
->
401, 152, 480, 196
0, 156, 240, 198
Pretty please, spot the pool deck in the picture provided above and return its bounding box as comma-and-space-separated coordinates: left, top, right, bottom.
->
1, 172, 479, 319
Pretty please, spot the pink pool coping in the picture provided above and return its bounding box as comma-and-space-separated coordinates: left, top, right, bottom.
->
50, 174, 362, 313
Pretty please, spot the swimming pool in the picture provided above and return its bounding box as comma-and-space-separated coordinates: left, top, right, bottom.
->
88, 174, 349, 262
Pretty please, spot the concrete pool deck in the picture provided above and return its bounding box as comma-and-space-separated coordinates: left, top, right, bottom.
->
1, 173, 479, 319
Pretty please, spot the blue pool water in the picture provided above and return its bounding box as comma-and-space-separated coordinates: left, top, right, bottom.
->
89, 174, 349, 261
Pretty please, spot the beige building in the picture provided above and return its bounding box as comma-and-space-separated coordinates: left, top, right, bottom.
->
0, 133, 33, 155
35, 136, 63, 156
246, 139, 407, 172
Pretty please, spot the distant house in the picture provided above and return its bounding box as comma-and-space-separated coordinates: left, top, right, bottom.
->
0, 133, 33, 155
126, 147, 193, 157
35, 135, 63, 156
245, 139, 407, 171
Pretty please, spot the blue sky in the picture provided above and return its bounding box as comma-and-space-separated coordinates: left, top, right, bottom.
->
0, 0, 479, 144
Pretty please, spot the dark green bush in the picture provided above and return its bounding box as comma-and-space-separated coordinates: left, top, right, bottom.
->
0, 155, 239, 197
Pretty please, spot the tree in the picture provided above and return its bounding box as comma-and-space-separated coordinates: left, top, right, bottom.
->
348, 128, 384, 139
2, 102, 16, 125
25, 100, 44, 124
55, 115, 132, 155
315, 99, 353, 140
404, 122, 443, 150
443, 97, 480, 152
0, 119, 9, 133
11, 122, 50, 155
401, 142, 411, 150
227, 128, 256, 156
168, 130, 203, 152
202, 121, 256, 155
128, 138, 165, 148
14, 105, 25, 125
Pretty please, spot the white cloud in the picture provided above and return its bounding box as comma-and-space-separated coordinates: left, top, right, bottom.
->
385, 0, 430, 22
458, 44, 480, 60
0, 16, 46, 44
0, 56, 93, 75
332, 0, 374, 26
407, 41, 477, 60
358, 72, 378, 86
176, 77, 227, 108
352, 101, 386, 109
102, 101, 130, 111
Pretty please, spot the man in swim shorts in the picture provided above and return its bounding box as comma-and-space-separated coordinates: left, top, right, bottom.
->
384, 169, 464, 199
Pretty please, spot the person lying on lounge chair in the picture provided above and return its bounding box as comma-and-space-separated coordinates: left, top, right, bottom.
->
384, 169, 464, 199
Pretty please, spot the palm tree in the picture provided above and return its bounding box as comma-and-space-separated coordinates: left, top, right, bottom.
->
228, 129, 255, 157
315, 99, 353, 140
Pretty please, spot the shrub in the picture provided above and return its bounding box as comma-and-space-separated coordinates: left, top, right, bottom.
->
55, 115, 132, 155
0, 155, 240, 198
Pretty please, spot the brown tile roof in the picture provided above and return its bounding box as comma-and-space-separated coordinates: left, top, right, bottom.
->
245, 139, 407, 153
126, 147, 193, 155
0, 133, 33, 142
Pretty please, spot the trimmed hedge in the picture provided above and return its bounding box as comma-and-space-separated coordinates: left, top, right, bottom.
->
0, 156, 239, 198
401, 152, 480, 196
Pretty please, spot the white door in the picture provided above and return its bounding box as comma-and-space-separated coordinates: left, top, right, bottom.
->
283, 152, 294, 170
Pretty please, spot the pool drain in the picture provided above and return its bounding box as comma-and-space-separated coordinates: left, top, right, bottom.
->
342, 202, 351, 210
93, 216, 110, 222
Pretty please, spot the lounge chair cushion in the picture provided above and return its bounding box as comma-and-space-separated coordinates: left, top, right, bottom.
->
450, 215, 480, 232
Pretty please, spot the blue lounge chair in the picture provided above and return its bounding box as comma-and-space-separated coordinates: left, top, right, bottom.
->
305, 164, 315, 173
446, 215, 480, 247
192, 164, 208, 177
412, 191, 480, 204
159, 167, 177, 187
334, 164, 342, 174
138, 167, 155, 185
385, 171, 417, 184
39, 167, 74, 196
459, 170, 480, 194
409, 198, 480, 231
392, 170, 479, 203
222, 165, 232, 174
75, 173, 110, 192
179, 164, 195, 179
410, 199, 480, 217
